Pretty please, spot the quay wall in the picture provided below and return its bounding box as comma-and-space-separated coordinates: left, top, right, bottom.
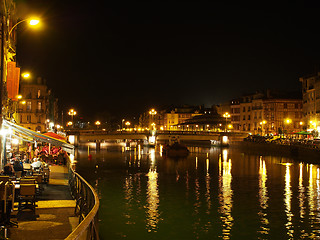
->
232, 141, 320, 163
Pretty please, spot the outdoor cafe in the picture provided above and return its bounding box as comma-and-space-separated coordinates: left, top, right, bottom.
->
0, 120, 74, 228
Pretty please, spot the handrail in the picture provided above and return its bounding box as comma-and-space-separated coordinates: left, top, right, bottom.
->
65, 165, 100, 240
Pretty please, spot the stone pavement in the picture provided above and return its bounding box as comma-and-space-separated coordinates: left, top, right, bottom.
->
8, 165, 78, 240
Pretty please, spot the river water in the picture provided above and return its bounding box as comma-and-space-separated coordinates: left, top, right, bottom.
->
75, 141, 320, 240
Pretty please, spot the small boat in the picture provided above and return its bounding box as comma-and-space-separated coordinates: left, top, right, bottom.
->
163, 142, 190, 158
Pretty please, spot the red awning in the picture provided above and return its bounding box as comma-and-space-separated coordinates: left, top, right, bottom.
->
43, 132, 67, 141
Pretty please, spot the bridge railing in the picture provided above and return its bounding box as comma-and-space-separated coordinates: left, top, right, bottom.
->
65, 162, 100, 240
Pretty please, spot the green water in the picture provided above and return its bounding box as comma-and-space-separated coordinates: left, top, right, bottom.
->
75, 142, 320, 240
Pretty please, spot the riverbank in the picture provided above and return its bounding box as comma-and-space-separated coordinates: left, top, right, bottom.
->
233, 141, 320, 163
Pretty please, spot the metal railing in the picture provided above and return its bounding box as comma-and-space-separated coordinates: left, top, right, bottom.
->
66, 165, 100, 240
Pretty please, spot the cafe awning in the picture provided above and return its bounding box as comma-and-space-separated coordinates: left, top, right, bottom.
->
293, 131, 312, 135
3, 120, 74, 154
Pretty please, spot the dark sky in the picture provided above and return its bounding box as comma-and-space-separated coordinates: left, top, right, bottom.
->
15, 1, 320, 120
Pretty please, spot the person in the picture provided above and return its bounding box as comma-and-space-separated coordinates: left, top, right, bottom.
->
26, 143, 32, 159
22, 154, 29, 163
34, 146, 40, 158
31, 158, 43, 171
13, 159, 23, 172
3, 162, 14, 176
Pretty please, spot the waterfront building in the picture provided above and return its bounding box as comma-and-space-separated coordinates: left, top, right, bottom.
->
139, 105, 208, 131
0, 0, 19, 120
162, 106, 203, 130
176, 110, 225, 131
17, 77, 59, 132
299, 72, 320, 131
231, 90, 303, 135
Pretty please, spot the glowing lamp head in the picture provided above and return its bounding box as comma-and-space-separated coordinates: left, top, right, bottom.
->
22, 72, 30, 79
29, 19, 40, 26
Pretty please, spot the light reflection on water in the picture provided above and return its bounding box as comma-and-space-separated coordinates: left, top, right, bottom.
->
76, 142, 320, 239
258, 156, 269, 237
219, 149, 233, 239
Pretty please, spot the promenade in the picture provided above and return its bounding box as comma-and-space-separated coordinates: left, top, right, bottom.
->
8, 165, 77, 240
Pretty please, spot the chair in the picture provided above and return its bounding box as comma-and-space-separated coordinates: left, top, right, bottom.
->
0, 176, 9, 183
15, 171, 22, 178
0, 181, 17, 227
42, 168, 50, 183
32, 174, 43, 194
20, 178, 36, 184
4, 182, 17, 227
18, 184, 37, 212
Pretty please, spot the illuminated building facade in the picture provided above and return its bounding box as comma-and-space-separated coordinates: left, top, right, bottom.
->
17, 77, 58, 132
299, 73, 320, 131
139, 105, 206, 130
231, 91, 303, 135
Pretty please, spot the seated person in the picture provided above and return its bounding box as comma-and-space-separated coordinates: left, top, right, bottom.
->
31, 158, 43, 170
3, 162, 14, 176
13, 159, 23, 172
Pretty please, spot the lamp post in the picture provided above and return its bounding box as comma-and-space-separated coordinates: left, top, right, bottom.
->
121, 119, 125, 131
68, 109, 77, 128
0, 17, 40, 169
260, 120, 267, 136
125, 121, 131, 131
284, 118, 292, 137
149, 108, 157, 129
95, 121, 101, 129
14, 95, 25, 122
223, 112, 230, 132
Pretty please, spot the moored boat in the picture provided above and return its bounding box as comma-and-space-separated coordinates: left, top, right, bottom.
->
163, 142, 190, 158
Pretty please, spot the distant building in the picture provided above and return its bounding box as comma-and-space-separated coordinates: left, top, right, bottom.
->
139, 105, 207, 130
17, 77, 58, 132
299, 72, 320, 131
231, 90, 303, 135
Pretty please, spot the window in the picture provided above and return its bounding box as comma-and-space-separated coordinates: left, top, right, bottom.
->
37, 116, 41, 123
26, 101, 31, 111
37, 102, 42, 111
37, 90, 41, 98
243, 107, 246, 112
27, 115, 31, 123
243, 115, 246, 120
284, 103, 287, 109
248, 115, 251, 120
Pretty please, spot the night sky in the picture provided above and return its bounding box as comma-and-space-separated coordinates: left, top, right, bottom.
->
15, 1, 320, 121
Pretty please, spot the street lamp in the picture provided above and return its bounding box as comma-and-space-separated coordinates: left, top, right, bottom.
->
8, 18, 40, 36
121, 119, 125, 131
223, 112, 230, 132
125, 121, 131, 130
68, 109, 77, 128
260, 120, 267, 136
14, 95, 25, 122
95, 121, 101, 129
21, 72, 31, 79
284, 118, 292, 136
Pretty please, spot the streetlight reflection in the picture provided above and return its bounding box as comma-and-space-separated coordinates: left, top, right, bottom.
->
218, 149, 233, 239
258, 156, 269, 236
284, 164, 293, 238
146, 167, 160, 232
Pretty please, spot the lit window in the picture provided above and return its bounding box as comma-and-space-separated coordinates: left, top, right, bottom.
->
26, 101, 31, 111
37, 102, 42, 111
